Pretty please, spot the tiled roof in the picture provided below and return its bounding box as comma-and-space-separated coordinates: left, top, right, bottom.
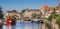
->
49, 6, 59, 11
41, 5, 48, 9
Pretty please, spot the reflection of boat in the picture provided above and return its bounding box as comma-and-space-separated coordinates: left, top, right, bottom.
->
32, 17, 41, 22
3, 21, 41, 29
23, 17, 31, 21
31, 17, 43, 24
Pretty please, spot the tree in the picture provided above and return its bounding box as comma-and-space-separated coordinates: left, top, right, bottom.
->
0, 6, 2, 14
21, 10, 25, 14
45, 12, 58, 29
46, 13, 53, 21
46, 12, 58, 21
37, 12, 42, 18
56, 16, 60, 29
0, 6, 3, 19
32, 13, 37, 18
12, 10, 17, 12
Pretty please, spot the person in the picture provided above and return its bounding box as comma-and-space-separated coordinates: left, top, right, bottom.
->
6, 16, 12, 29
0, 14, 3, 29
0, 19, 3, 29
11, 16, 16, 29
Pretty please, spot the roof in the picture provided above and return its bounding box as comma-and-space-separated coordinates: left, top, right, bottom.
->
24, 8, 40, 11
41, 5, 48, 9
49, 6, 59, 10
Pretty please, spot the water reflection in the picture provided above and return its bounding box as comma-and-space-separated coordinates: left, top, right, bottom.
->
3, 21, 41, 29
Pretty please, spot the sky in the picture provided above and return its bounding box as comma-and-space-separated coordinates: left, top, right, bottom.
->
0, 0, 58, 12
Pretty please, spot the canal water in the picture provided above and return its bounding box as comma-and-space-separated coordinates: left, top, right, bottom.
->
3, 21, 41, 29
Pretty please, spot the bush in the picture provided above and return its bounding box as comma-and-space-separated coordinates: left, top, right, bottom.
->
56, 15, 60, 29
46, 13, 53, 21
46, 13, 58, 21
21, 10, 25, 14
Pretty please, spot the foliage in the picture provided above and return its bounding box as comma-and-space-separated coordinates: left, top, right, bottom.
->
46, 13, 53, 21
56, 15, 60, 29
56, 16, 60, 24
21, 10, 25, 14
0, 6, 2, 14
32, 13, 37, 18
46, 12, 58, 21
36, 12, 42, 18
37, 14, 41, 18
31, 13, 42, 19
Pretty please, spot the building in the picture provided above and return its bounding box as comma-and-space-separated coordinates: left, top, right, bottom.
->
4, 10, 21, 20
41, 5, 49, 18
23, 8, 41, 18
41, 5, 59, 18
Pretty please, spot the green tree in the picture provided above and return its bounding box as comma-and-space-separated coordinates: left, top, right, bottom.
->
45, 12, 58, 29
37, 12, 42, 18
56, 16, 60, 29
0, 6, 3, 20
32, 13, 37, 18
46, 13, 54, 21
46, 12, 58, 21
0, 6, 2, 14
21, 10, 25, 14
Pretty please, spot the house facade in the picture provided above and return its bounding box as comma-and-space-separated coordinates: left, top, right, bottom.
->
4, 10, 21, 20
23, 8, 41, 18
41, 5, 59, 18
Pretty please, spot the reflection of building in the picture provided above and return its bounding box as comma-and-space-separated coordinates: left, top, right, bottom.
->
23, 8, 41, 18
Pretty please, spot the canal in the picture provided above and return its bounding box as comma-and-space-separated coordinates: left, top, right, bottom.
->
3, 21, 41, 29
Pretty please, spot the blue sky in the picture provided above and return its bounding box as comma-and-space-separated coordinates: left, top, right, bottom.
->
0, 0, 58, 12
